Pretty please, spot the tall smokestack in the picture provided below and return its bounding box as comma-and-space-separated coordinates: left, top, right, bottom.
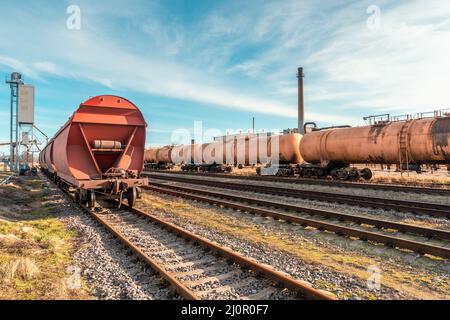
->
297, 67, 304, 134
252, 116, 255, 134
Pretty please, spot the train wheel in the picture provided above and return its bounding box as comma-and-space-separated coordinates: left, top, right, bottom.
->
88, 191, 96, 208
317, 169, 327, 179
303, 169, 312, 179
136, 187, 142, 199
348, 168, 360, 181
360, 168, 373, 180
127, 187, 137, 208
74, 189, 80, 203
335, 169, 349, 180
209, 167, 215, 173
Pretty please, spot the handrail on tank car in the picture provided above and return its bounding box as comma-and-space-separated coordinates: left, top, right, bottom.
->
364, 107, 450, 125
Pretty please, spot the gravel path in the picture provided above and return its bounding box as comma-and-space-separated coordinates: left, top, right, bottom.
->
42, 179, 173, 300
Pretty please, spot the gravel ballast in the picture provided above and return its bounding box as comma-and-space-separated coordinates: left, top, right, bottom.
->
138, 192, 418, 299
148, 172, 450, 205
43, 179, 172, 300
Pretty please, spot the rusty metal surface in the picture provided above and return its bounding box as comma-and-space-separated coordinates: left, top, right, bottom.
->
155, 146, 172, 163
300, 117, 450, 165
77, 177, 148, 190
144, 133, 303, 166
43, 140, 55, 172
144, 116, 450, 169
39, 95, 147, 191
146, 173, 450, 219
92, 140, 122, 149
145, 183, 450, 259
143, 148, 158, 163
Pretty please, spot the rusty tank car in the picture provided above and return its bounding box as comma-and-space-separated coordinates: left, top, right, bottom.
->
40, 95, 148, 207
144, 132, 303, 173
299, 113, 450, 180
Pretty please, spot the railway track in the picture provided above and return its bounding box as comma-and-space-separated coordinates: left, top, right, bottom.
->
52, 178, 334, 300
142, 170, 450, 196
143, 181, 450, 259
145, 173, 450, 219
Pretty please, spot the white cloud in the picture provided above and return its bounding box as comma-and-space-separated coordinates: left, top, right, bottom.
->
0, 55, 39, 79
0, 8, 309, 120
33, 61, 59, 74
216, 0, 450, 120
1, 0, 448, 129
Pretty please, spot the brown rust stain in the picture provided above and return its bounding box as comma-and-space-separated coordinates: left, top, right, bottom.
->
368, 124, 386, 144
431, 118, 450, 158
367, 155, 387, 163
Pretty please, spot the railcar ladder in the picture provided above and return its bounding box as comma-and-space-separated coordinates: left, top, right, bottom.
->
398, 120, 412, 177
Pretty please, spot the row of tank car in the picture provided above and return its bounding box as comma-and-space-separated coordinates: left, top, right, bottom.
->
144, 133, 303, 175
144, 111, 450, 181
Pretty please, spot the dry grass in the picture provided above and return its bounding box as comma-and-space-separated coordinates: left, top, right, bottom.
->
0, 258, 40, 282
352, 165, 450, 186
140, 192, 450, 300
0, 174, 92, 300
371, 175, 450, 187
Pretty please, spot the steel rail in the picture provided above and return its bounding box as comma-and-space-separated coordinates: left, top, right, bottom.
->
81, 202, 200, 300
146, 173, 450, 219
144, 183, 450, 259
45, 172, 334, 300
148, 178, 450, 240
59, 185, 200, 300
143, 170, 450, 195
125, 202, 334, 300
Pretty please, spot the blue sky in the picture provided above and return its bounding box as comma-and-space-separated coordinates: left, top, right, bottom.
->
1, 0, 450, 155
